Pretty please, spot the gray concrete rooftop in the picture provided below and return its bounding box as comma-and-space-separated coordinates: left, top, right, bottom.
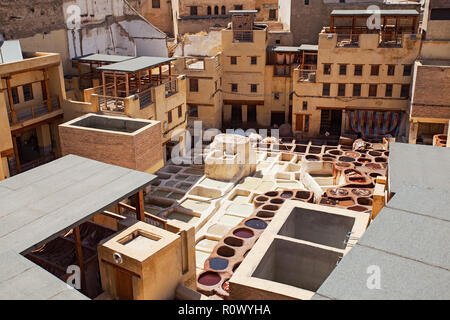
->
0, 155, 156, 300
313, 143, 450, 300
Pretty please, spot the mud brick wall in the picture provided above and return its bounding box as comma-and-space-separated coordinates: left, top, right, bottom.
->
59, 122, 163, 172
411, 65, 450, 119
0, 0, 65, 39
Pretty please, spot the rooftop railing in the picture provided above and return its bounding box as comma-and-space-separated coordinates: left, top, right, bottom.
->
8, 96, 60, 125
336, 34, 360, 47
298, 69, 317, 82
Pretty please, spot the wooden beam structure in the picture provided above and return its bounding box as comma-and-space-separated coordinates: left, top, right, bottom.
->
73, 226, 87, 294
12, 135, 21, 174
43, 69, 52, 112
5, 77, 18, 124
134, 190, 145, 222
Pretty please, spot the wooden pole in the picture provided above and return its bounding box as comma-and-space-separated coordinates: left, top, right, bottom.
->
125, 73, 129, 97
6, 78, 18, 123
73, 226, 86, 293
138, 71, 141, 93
12, 135, 21, 174
102, 72, 107, 109
134, 190, 145, 222
159, 66, 163, 84
113, 71, 117, 97
43, 69, 52, 112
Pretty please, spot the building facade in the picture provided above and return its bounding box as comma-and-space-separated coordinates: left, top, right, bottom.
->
0, 47, 66, 180
291, 9, 421, 139
0, 0, 168, 73
408, 0, 450, 145
279, 0, 421, 45
174, 54, 224, 129
65, 56, 188, 161
171, 0, 279, 38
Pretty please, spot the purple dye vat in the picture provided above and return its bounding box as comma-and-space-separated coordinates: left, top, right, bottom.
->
233, 228, 254, 239
198, 272, 221, 286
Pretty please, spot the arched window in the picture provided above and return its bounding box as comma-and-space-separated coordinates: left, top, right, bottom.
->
214, 6, 219, 15
221, 6, 226, 15
207, 6, 212, 15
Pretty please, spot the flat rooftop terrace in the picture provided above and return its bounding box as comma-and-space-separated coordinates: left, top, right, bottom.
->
0, 155, 156, 299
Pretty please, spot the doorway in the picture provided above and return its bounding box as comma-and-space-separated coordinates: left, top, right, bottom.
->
271, 112, 285, 127
320, 109, 342, 136
247, 105, 257, 123
231, 105, 242, 124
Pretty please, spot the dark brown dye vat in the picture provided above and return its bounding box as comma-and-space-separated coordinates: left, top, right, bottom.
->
339, 156, 355, 162
198, 272, 221, 286
348, 205, 368, 212
270, 198, 284, 205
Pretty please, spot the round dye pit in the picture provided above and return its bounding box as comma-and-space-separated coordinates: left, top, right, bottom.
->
329, 188, 349, 197
256, 210, 275, 219
224, 237, 244, 247
280, 191, 293, 199
233, 228, 254, 239
295, 191, 312, 199
262, 204, 279, 211
270, 198, 284, 205
320, 198, 337, 205
222, 280, 230, 293
369, 151, 382, 157
344, 151, 360, 158
217, 246, 235, 257
375, 157, 387, 163
306, 155, 320, 161
348, 205, 368, 212
335, 162, 352, 168
339, 156, 355, 162
198, 272, 221, 286
338, 199, 355, 206
255, 196, 269, 202
209, 258, 229, 271
357, 197, 373, 206
245, 219, 268, 230
264, 191, 278, 197
352, 188, 371, 196
365, 163, 382, 170
232, 262, 241, 272
328, 149, 343, 156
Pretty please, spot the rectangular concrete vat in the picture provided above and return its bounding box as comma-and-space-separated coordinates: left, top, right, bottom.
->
278, 208, 355, 250
229, 201, 369, 300
253, 239, 342, 292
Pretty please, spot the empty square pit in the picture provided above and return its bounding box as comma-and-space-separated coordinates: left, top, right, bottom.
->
71, 114, 150, 133
278, 207, 355, 250
252, 239, 341, 292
